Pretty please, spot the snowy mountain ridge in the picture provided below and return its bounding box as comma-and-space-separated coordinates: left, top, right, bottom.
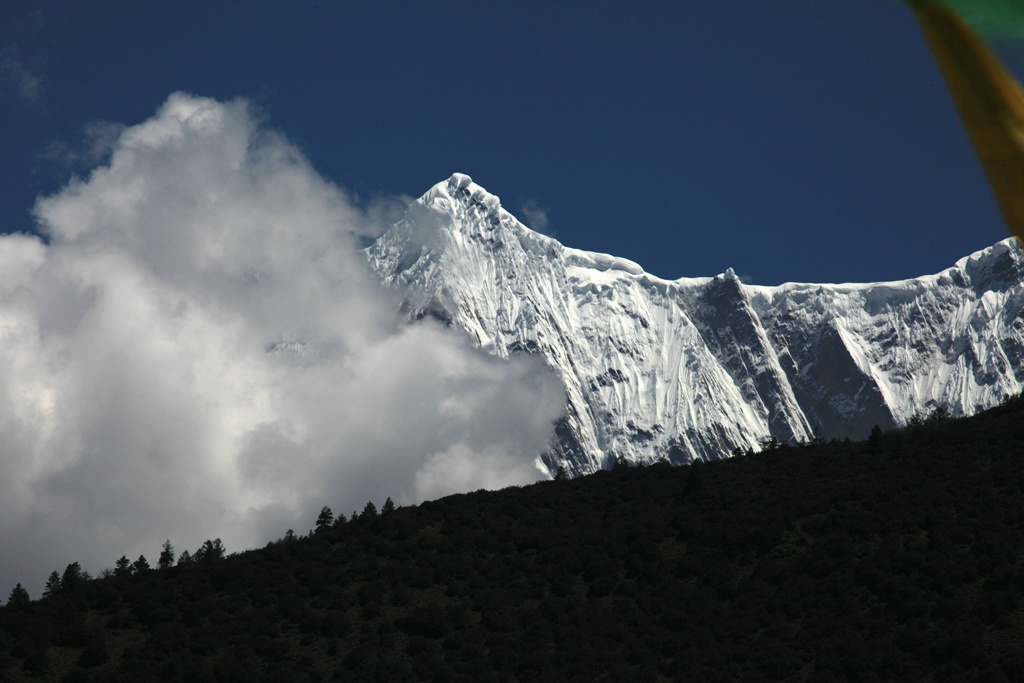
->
368, 174, 1024, 475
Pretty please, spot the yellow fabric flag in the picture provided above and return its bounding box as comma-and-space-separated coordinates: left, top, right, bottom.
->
913, 2, 1024, 243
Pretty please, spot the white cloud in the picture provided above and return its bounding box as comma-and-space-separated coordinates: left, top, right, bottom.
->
520, 199, 551, 235
0, 51, 44, 103
0, 93, 565, 596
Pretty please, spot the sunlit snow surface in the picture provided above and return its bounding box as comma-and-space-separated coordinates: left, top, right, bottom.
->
369, 174, 1024, 475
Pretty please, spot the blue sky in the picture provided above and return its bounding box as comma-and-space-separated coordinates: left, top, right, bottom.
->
0, 0, 1015, 284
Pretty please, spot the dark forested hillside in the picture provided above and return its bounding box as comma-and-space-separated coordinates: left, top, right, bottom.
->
2, 396, 1024, 682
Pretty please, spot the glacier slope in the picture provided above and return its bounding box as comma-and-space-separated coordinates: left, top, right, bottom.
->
368, 174, 1024, 475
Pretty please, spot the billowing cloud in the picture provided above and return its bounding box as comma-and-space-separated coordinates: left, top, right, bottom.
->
0, 93, 565, 596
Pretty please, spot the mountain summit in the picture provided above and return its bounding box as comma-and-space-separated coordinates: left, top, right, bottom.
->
368, 174, 1024, 475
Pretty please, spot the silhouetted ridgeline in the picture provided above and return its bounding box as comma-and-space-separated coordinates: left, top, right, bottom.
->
2, 395, 1024, 681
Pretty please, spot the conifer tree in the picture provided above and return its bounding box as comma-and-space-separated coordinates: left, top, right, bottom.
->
361, 500, 378, 519
6, 583, 30, 610
133, 555, 150, 572
158, 540, 175, 569
867, 424, 884, 454
114, 555, 133, 577
195, 539, 226, 564
382, 497, 396, 514
61, 562, 88, 591
42, 571, 62, 598
315, 505, 334, 533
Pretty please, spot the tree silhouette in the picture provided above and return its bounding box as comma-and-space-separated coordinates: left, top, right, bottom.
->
114, 555, 133, 577
61, 562, 89, 591
5, 583, 30, 610
382, 497, 396, 514
866, 424, 883, 454
42, 571, 62, 597
315, 506, 334, 533
0, 398, 1020, 680
194, 539, 226, 564
360, 501, 378, 520
158, 540, 175, 569
133, 555, 151, 572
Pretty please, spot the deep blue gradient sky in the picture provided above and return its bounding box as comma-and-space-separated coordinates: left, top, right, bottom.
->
1, 0, 1016, 285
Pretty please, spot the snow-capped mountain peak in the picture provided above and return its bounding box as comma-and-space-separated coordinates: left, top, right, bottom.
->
369, 175, 1024, 475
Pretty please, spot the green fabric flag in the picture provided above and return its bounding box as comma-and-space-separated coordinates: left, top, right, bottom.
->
903, 0, 1024, 38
